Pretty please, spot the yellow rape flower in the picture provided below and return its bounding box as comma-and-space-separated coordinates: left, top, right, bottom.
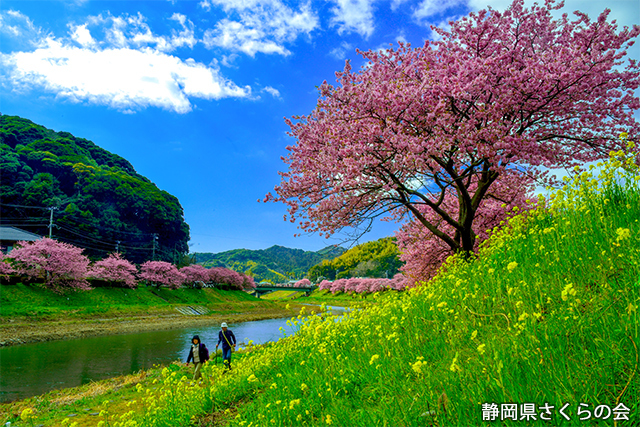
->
412, 360, 427, 374
369, 354, 380, 365
507, 261, 518, 272
20, 408, 35, 421
449, 353, 461, 372
616, 227, 631, 241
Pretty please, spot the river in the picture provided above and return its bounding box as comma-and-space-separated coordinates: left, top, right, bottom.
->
0, 306, 345, 403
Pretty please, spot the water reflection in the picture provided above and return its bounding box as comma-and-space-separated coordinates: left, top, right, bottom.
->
0, 306, 345, 402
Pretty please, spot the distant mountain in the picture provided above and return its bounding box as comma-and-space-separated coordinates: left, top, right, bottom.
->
194, 245, 345, 284
0, 115, 190, 263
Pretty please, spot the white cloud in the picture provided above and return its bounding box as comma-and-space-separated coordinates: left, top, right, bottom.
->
262, 86, 281, 98
414, 0, 465, 20
205, 19, 290, 56
329, 41, 353, 59
199, 0, 213, 11
390, 0, 410, 11
0, 10, 42, 48
79, 12, 197, 53
328, 0, 376, 38
70, 24, 97, 48
0, 13, 251, 113
202, 0, 319, 56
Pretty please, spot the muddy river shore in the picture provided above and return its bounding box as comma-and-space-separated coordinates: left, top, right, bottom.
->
0, 306, 299, 347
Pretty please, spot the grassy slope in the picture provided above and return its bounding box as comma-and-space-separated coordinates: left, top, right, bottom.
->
0, 285, 263, 320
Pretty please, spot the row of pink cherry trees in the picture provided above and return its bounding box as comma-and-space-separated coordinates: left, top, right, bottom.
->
0, 238, 255, 292
317, 275, 407, 295
290, 275, 407, 294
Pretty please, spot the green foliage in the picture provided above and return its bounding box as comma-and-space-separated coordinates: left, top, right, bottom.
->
0, 115, 190, 264
195, 245, 345, 284
307, 237, 403, 281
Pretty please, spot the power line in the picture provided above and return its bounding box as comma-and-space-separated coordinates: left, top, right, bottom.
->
1, 203, 156, 238
0, 203, 51, 210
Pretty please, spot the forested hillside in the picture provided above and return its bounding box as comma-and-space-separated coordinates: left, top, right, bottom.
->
307, 237, 403, 281
0, 115, 189, 263
195, 244, 345, 284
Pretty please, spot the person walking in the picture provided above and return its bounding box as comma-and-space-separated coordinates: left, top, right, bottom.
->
186, 335, 209, 381
216, 322, 236, 370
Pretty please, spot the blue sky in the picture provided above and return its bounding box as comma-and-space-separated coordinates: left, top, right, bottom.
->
1, 0, 638, 254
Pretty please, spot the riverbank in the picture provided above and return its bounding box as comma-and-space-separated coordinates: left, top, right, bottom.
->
0, 284, 304, 347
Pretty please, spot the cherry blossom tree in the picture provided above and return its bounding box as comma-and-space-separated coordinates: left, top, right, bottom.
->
180, 264, 210, 288
345, 277, 360, 293
355, 280, 371, 294
9, 238, 91, 291
294, 278, 312, 288
330, 279, 346, 294
268, 0, 640, 269
89, 253, 138, 288
367, 278, 387, 293
208, 267, 246, 290
318, 279, 332, 291
139, 261, 186, 289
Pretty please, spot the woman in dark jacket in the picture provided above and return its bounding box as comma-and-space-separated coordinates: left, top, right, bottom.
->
186, 335, 209, 380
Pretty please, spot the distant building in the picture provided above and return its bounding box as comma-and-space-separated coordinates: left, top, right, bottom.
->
0, 226, 42, 253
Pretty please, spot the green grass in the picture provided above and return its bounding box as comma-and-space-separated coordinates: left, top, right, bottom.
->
0, 284, 264, 320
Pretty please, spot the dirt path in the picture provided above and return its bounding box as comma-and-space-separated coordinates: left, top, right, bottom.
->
0, 306, 297, 347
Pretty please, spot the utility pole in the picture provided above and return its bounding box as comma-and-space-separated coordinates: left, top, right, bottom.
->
152, 234, 158, 260
47, 207, 57, 238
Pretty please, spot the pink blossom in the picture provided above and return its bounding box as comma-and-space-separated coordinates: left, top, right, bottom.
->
344, 277, 360, 293
139, 261, 186, 289
241, 273, 256, 290
208, 267, 245, 290
318, 279, 332, 291
330, 279, 346, 294
9, 238, 91, 291
294, 278, 311, 288
180, 264, 210, 287
89, 253, 138, 288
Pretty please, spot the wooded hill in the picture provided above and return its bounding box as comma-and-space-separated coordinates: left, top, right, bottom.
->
194, 244, 345, 284
0, 115, 190, 264
307, 237, 403, 281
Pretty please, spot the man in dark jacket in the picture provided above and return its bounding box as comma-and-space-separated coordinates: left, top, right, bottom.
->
216, 322, 236, 370
186, 335, 209, 380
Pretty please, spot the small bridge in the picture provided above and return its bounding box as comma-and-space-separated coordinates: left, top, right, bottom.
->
252, 285, 316, 298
